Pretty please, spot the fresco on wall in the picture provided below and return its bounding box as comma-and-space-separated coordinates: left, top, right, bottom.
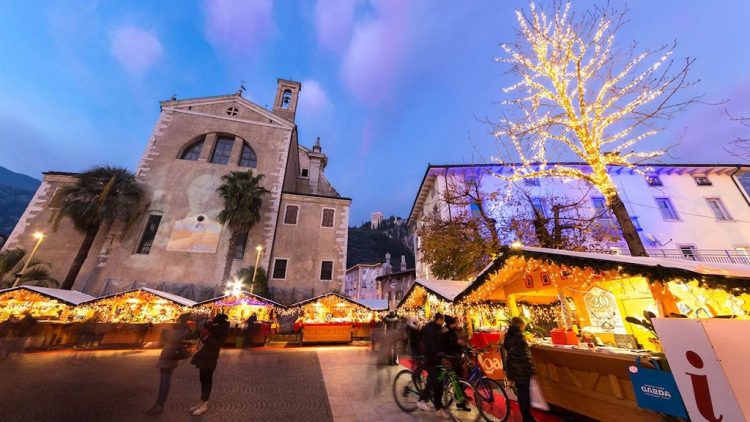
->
166, 215, 222, 253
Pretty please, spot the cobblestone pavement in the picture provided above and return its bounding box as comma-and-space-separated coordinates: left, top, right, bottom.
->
0, 348, 333, 422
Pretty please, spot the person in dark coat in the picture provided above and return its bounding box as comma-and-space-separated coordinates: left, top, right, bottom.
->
145, 314, 192, 416
503, 317, 536, 422
189, 313, 230, 416
243, 313, 258, 348
416, 313, 449, 417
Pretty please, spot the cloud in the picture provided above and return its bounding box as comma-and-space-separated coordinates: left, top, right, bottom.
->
298, 80, 332, 115
110, 26, 164, 75
314, 0, 359, 53
203, 0, 275, 53
340, 0, 416, 106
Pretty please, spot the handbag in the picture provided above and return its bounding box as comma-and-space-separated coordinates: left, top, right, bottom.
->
530, 376, 550, 411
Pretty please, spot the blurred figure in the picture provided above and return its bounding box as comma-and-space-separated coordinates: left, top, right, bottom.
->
145, 314, 192, 416
243, 313, 257, 349
383, 311, 399, 365
13, 312, 38, 354
503, 316, 536, 422
416, 313, 448, 418
406, 317, 422, 363
135, 322, 153, 349
0, 316, 14, 358
441, 315, 469, 411
189, 313, 230, 416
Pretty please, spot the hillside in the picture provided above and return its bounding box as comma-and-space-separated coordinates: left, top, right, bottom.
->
0, 167, 39, 236
346, 216, 415, 269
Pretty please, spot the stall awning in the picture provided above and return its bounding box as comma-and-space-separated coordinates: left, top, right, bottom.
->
194, 291, 286, 308
82, 287, 196, 307
457, 246, 750, 302
0, 286, 95, 306
397, 279, 472, 309
290, 292, 376, 310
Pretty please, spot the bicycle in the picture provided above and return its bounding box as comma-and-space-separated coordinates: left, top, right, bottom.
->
464, 346, 511, 422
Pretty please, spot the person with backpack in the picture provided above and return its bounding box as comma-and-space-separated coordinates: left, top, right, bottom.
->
188, 313, 230, 416
145, 314, 192, 416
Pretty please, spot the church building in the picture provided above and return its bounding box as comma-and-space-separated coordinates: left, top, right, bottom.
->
4, 79, 350, 304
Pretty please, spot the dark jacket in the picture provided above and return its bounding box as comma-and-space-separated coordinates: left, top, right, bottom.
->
191, 319, 230, 370
157, 323, 191, 369
502, 325, 535, 383
421, 321, 443, 365
440, 328, 463, 358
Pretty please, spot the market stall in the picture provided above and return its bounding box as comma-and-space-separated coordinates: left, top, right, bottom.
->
396, 279, 470, 320
76, 288, 196, 346
456, 246, 750, 422
193, 291, 284, 346
0, 286, 95, 348
350, 298, 387, 339
290, 292, 381, 344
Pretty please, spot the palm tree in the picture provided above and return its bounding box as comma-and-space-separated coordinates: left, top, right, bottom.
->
0, 248, 58, 289
57, 166, 144, 290
236, 266, 268, 296
217, 170, 269, 283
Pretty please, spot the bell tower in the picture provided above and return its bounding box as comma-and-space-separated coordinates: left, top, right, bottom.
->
272, 78, 302, 122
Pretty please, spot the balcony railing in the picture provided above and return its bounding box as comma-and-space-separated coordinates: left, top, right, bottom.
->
639, 249, 750, 265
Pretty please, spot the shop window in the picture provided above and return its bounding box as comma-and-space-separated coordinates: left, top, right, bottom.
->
180, 139, 204, 161
210, 137, 234, 164
655, 197, 679, 221
321, 208, 335, 228
272, 258, 288, 279
284, 205, 299, 225
137, 215, 162, 254
320, 261, 333, 280
238, 143, 257, 168
706, 198, 731, 221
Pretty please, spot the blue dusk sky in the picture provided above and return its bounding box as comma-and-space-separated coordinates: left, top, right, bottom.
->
1, 1, 749, 224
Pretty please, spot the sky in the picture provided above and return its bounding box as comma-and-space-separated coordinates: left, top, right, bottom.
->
1, 0, 749, 224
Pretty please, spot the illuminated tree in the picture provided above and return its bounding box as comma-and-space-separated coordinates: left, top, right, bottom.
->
493, 2, 697, 256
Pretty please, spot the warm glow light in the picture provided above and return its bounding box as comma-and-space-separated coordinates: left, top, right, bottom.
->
255, 245, 263, 251
511, 240, 523, 249
33, 232, 45, 240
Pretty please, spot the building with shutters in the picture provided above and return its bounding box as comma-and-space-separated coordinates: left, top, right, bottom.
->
4, 79, 350, 304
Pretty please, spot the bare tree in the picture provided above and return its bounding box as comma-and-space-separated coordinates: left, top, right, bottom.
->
491, 2, 699, 256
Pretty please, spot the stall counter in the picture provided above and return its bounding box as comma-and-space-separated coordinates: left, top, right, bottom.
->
300, 322, 353, 344
530, 343, 663, 422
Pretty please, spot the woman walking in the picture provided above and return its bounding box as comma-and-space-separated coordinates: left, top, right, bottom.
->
503, 316, 536, 422
188, 313, 230, 416
146, 314, 192, 416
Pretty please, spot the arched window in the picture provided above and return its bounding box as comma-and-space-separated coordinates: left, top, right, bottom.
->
210, 136, 235, 164
281, 89, 292, 109
238, 143, 257, 168
180, 139, 204, 160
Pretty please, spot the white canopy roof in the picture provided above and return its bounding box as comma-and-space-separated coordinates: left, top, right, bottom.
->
83, 287, 196, 307
351, 298, 388, 311
397, 279, 472, 310
521, 247, 750, 278
0, 286, 95, 306
194, 290, 285, 308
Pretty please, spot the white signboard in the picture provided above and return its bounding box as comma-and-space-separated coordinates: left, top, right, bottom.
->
652, 318, 747, 422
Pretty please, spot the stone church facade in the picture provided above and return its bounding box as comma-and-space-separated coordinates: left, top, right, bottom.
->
4, 79, 350, 304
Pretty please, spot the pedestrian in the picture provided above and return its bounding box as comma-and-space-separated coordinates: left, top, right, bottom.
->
416, 313, 449, 418
188, 313, 230, 416
405, 317, 422, 364
243, 312, 258, 348
440, 315, 470, 411
503, 316, 536, 422
13, 312, 38, 353
145, 314, 192, 416
0, 317, 14, 358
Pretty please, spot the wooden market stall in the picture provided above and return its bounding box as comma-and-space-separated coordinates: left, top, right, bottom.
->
76, 287, 196, 346
456, 246, 750, 422
396, 279, 471, 321
0, 286, 95, 348
193, 291, 284, 346
290, 292, 381, 344
350, 298, 387, 338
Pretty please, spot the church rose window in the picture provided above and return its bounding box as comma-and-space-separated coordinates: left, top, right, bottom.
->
238, 143, 257, 168
210, 137, 234, 164
180, 139, 204, 161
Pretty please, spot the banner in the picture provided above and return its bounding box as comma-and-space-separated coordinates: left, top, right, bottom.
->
628, 358, 687, 418
652, 318, 747, 422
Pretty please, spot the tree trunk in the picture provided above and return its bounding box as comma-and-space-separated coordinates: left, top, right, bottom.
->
608, 193, 648, 256
222, 231, 239, 283
61, 226, 100, 290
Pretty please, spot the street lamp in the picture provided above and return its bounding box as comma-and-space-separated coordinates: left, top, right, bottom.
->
13, 232, 46, 288
250, 245, 263, 294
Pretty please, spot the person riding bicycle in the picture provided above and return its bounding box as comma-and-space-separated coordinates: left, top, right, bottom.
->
440, 315, 471, 412
416, 313, 448, 417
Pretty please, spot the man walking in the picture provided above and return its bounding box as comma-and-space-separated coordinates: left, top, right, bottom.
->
503, 317, 536, 422
416, 313, 448, 418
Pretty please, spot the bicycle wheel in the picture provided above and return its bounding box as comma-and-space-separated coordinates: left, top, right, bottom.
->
412, 365, 428, 394
392, 369, 421, 412
475, 378, 511, 422
443, 379, 483, 421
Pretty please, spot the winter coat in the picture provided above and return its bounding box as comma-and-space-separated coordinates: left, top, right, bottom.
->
440, 328, 463, 358
156, 323, 191, 369
191, 320, 230, 370
502, 325, 535, 383
421, 321, 443, 366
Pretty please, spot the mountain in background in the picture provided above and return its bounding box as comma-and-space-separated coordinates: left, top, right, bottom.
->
347, 215, 415, 269
0, 166, 40, 236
